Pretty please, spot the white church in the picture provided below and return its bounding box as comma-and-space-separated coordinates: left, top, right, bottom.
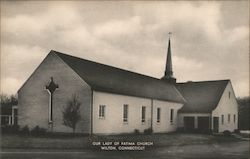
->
17, 39, 238, 134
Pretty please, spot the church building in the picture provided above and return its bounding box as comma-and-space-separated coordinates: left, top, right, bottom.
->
17, 39, 238, 134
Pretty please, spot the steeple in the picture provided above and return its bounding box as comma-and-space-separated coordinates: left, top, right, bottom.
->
165, 38, 173, 78
161, 34, 176, 83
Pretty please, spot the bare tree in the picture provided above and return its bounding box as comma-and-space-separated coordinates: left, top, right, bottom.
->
0, 94, 18, 107
62, 94, 81, 133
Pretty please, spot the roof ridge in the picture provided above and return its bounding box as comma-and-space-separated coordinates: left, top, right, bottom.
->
52, 50, 162, 82
177, 79, 230, 84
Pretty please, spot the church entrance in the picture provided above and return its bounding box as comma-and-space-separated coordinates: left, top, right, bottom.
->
213, 117, 219, 133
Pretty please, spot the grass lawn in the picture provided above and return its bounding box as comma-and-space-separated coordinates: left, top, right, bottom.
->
1, 134, 91, 149
0, 132, 241, 149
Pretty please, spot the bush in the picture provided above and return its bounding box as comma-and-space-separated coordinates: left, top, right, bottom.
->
20, 125, 30, 134
1, 125, 19, 134
144, 128, 153, 135
223, 130, 231, 136
207, 129, 213, 134
233, 129, 240, 134
177, 127, 185, 133
134, 129, 140, 135
30, 126, 47, 136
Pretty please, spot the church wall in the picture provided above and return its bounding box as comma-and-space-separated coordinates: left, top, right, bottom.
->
92, 91, 152, 134
92, 91, 183, 134
18, 52, 92, 134
152, 100, 183, 133
212, 82, 238, 132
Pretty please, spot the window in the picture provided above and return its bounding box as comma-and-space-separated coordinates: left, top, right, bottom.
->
141, 106, 146, 123
228, 114, 230, 123
157, 108, 161, 123
170, 109, 174, 124
221, 115, 224, 124
123, 104, 128, 122
234, 114, 236, 123
229, 92, 231, 99
99, 105, 105, 118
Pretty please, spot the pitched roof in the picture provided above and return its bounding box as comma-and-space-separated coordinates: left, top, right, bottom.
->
53, 50, 186, 104
176, 80, 230, 113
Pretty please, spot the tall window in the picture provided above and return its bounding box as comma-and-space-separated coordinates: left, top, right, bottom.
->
99, 105, 105, 118
233, 114, 236, 123
157, 108, 161, 123
228, 114, 230, 123
123, 104, 128, 122
170, 109, 174, 124
221, 115, 224, 124
229, 92, 231, 99
141, 106, 146, 123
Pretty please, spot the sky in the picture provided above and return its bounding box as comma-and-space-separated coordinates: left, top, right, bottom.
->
1, 1, 249, 97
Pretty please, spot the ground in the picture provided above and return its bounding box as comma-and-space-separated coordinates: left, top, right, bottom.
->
1, 133, 249, 159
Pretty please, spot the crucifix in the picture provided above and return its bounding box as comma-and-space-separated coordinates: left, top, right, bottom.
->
46, 77, 59, 131
168, 32, 172, 38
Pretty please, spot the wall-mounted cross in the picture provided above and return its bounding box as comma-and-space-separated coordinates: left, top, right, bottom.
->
46, 77, 59, 130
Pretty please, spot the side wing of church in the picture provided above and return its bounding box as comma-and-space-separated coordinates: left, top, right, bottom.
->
17, 39, 238, 134
176, 80, 238, 133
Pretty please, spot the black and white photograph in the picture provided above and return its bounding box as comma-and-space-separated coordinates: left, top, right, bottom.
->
0, 0, 249, 159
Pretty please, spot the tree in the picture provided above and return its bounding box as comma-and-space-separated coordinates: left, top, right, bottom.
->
0, 94, 18, 107
237, 97, 250, 130
62, 94, 81, 133
1, 94, 18, 114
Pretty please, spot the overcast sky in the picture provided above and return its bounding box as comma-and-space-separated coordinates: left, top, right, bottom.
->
1, 1, 249, 97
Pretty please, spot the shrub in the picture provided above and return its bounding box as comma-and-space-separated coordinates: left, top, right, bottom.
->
177, 127, 185, 133
223, 130, 231, 136
30, 126, 47, 136
134, 129, 140, 135
1, 125, 19, 134
20, 125, 30, 134
233, 129, 240, 134
207, 129, 213, 134
144, 128, 153, 135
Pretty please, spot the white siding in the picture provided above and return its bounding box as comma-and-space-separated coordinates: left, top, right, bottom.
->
212, 82, 238, 132
92, 91, 183, 134
153, 100, 183, 133
93, 91, 151, 134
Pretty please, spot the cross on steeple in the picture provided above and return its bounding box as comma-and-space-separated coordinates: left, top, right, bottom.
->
46, 77, 58, 130
161, 32, 176, 83
168, 32, 172, 38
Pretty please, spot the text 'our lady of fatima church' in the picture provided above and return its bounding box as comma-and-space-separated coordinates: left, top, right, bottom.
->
17, 37, 238, 134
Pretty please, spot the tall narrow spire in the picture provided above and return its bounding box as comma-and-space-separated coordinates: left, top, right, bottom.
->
165, 38, 173, 78
161, 33, 176, 83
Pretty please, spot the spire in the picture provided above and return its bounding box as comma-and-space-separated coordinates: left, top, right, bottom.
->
161, 33, 176, 83
164, 38, 173, 78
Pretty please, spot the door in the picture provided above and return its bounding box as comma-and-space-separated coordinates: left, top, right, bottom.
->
184, 117, 195, 132
198, 117, 210, 133
213, 117, 219, 133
